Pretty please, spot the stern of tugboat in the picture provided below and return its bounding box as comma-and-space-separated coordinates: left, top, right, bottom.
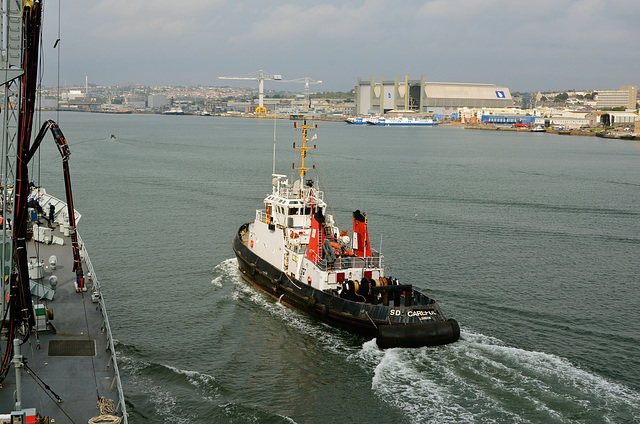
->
376, 319, 460, 349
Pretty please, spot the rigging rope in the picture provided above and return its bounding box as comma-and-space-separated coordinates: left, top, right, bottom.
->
23, 363, 75, 423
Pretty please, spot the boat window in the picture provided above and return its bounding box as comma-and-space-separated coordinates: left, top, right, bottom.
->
288, 207, 299, 215
304, 207, 312, 215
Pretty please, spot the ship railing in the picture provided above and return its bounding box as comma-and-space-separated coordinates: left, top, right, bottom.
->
314, 250, 384, 271
275, 184, 324, 202
256, 209, 277, 227
77, 232, 128, 423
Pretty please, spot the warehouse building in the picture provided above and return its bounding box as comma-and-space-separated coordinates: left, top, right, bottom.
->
598, 111, 638, 127
355, 76, 513, 115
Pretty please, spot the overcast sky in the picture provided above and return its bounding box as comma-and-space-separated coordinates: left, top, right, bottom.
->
40, 0, 640, 94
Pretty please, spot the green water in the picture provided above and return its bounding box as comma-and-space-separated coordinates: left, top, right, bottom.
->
35, 112, 640, 423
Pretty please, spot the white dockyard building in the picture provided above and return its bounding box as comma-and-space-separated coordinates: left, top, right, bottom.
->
355, 75, 513, 115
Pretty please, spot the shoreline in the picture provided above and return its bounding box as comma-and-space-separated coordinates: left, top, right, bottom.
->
456, 122, 640, 139
42, 109, 638, 139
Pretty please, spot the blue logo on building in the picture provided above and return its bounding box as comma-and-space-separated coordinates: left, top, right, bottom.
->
495, 91, 505, 98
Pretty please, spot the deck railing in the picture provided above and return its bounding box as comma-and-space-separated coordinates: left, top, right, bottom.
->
77, 232, 128, 423
309, 250, 384, 271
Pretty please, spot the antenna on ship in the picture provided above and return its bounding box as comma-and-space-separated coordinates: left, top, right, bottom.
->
292, 119, 317, 179
272, 114, 277, 174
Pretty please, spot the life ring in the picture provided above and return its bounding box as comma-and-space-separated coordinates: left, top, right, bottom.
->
307, 276, 312, 285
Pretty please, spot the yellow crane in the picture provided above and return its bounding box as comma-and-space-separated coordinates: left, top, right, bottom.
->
218, 70, 282, 116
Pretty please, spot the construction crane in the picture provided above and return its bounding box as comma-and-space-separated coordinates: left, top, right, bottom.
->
280, 77, 322, 108
219, 70, 282, 116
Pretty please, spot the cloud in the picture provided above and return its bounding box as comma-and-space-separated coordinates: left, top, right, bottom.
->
66, 0, 225, 41
228, 0, 385, 44
37, 0, 640, 91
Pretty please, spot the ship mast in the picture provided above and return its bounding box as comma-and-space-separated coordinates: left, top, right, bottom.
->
0, 0, 41, 384
293, 120, 317, 180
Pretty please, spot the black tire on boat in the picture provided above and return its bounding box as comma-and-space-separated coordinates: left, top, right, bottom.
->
375, 319, 460, 349
306, 296, 317, 309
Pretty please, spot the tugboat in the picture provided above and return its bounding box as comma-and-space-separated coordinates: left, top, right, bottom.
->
233, 120, 459, 348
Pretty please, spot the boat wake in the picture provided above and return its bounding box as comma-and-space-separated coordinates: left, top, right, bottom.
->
116, 350, 222, 423
118, 348, 300, 423
351, 331, 640, 423
218, 257, 363, 356
211, 258, 237, 288
214, 259, 640, 422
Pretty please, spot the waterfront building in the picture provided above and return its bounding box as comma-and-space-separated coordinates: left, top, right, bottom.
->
598, 111, 638, 127
61, 89, 84, 101
534, 111, 599, 129
596, 86, 637, 110
459, 107, 599, 129
459, 107, 542, 124
58, 96, 101, 111
355, 76, 513, 115
148, 94, 167, 109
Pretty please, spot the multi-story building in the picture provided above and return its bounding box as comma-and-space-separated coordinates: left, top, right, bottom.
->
148, 94, 167, 109
596, 86, 637, 110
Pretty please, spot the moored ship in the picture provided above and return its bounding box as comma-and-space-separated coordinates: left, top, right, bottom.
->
0, 1, 127, 423
345, 116, 371, 125
162, 107, 185, 115
232, 120, 459, 348
367, 116, 439, 126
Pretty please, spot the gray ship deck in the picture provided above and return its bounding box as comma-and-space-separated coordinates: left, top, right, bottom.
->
0, 198, 126, 423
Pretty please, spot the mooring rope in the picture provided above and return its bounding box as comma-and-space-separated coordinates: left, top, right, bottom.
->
88, 397, 122, 424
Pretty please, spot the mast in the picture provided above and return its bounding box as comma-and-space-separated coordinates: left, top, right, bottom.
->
1, 0, 42, 382
272, 114, 276, 175
1, 0, 26, 328
292, 120, 317, 180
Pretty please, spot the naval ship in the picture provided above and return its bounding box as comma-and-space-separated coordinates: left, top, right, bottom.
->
0, 1, 127, 423
233, 120, 460, 348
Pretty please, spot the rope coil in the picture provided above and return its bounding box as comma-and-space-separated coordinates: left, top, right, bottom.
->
88, 416, 121, 424
88, 397, 121, 424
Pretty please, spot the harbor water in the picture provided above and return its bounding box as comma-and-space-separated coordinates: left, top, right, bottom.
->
35, 112, 640, 423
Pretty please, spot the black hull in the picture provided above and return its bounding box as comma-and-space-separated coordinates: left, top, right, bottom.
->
233, 225, 459, 348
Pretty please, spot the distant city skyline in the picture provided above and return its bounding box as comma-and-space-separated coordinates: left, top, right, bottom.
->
41, 1, 640, 93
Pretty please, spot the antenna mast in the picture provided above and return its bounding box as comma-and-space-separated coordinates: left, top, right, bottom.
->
272, 114, 276, 174
293, 120, 316, 178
